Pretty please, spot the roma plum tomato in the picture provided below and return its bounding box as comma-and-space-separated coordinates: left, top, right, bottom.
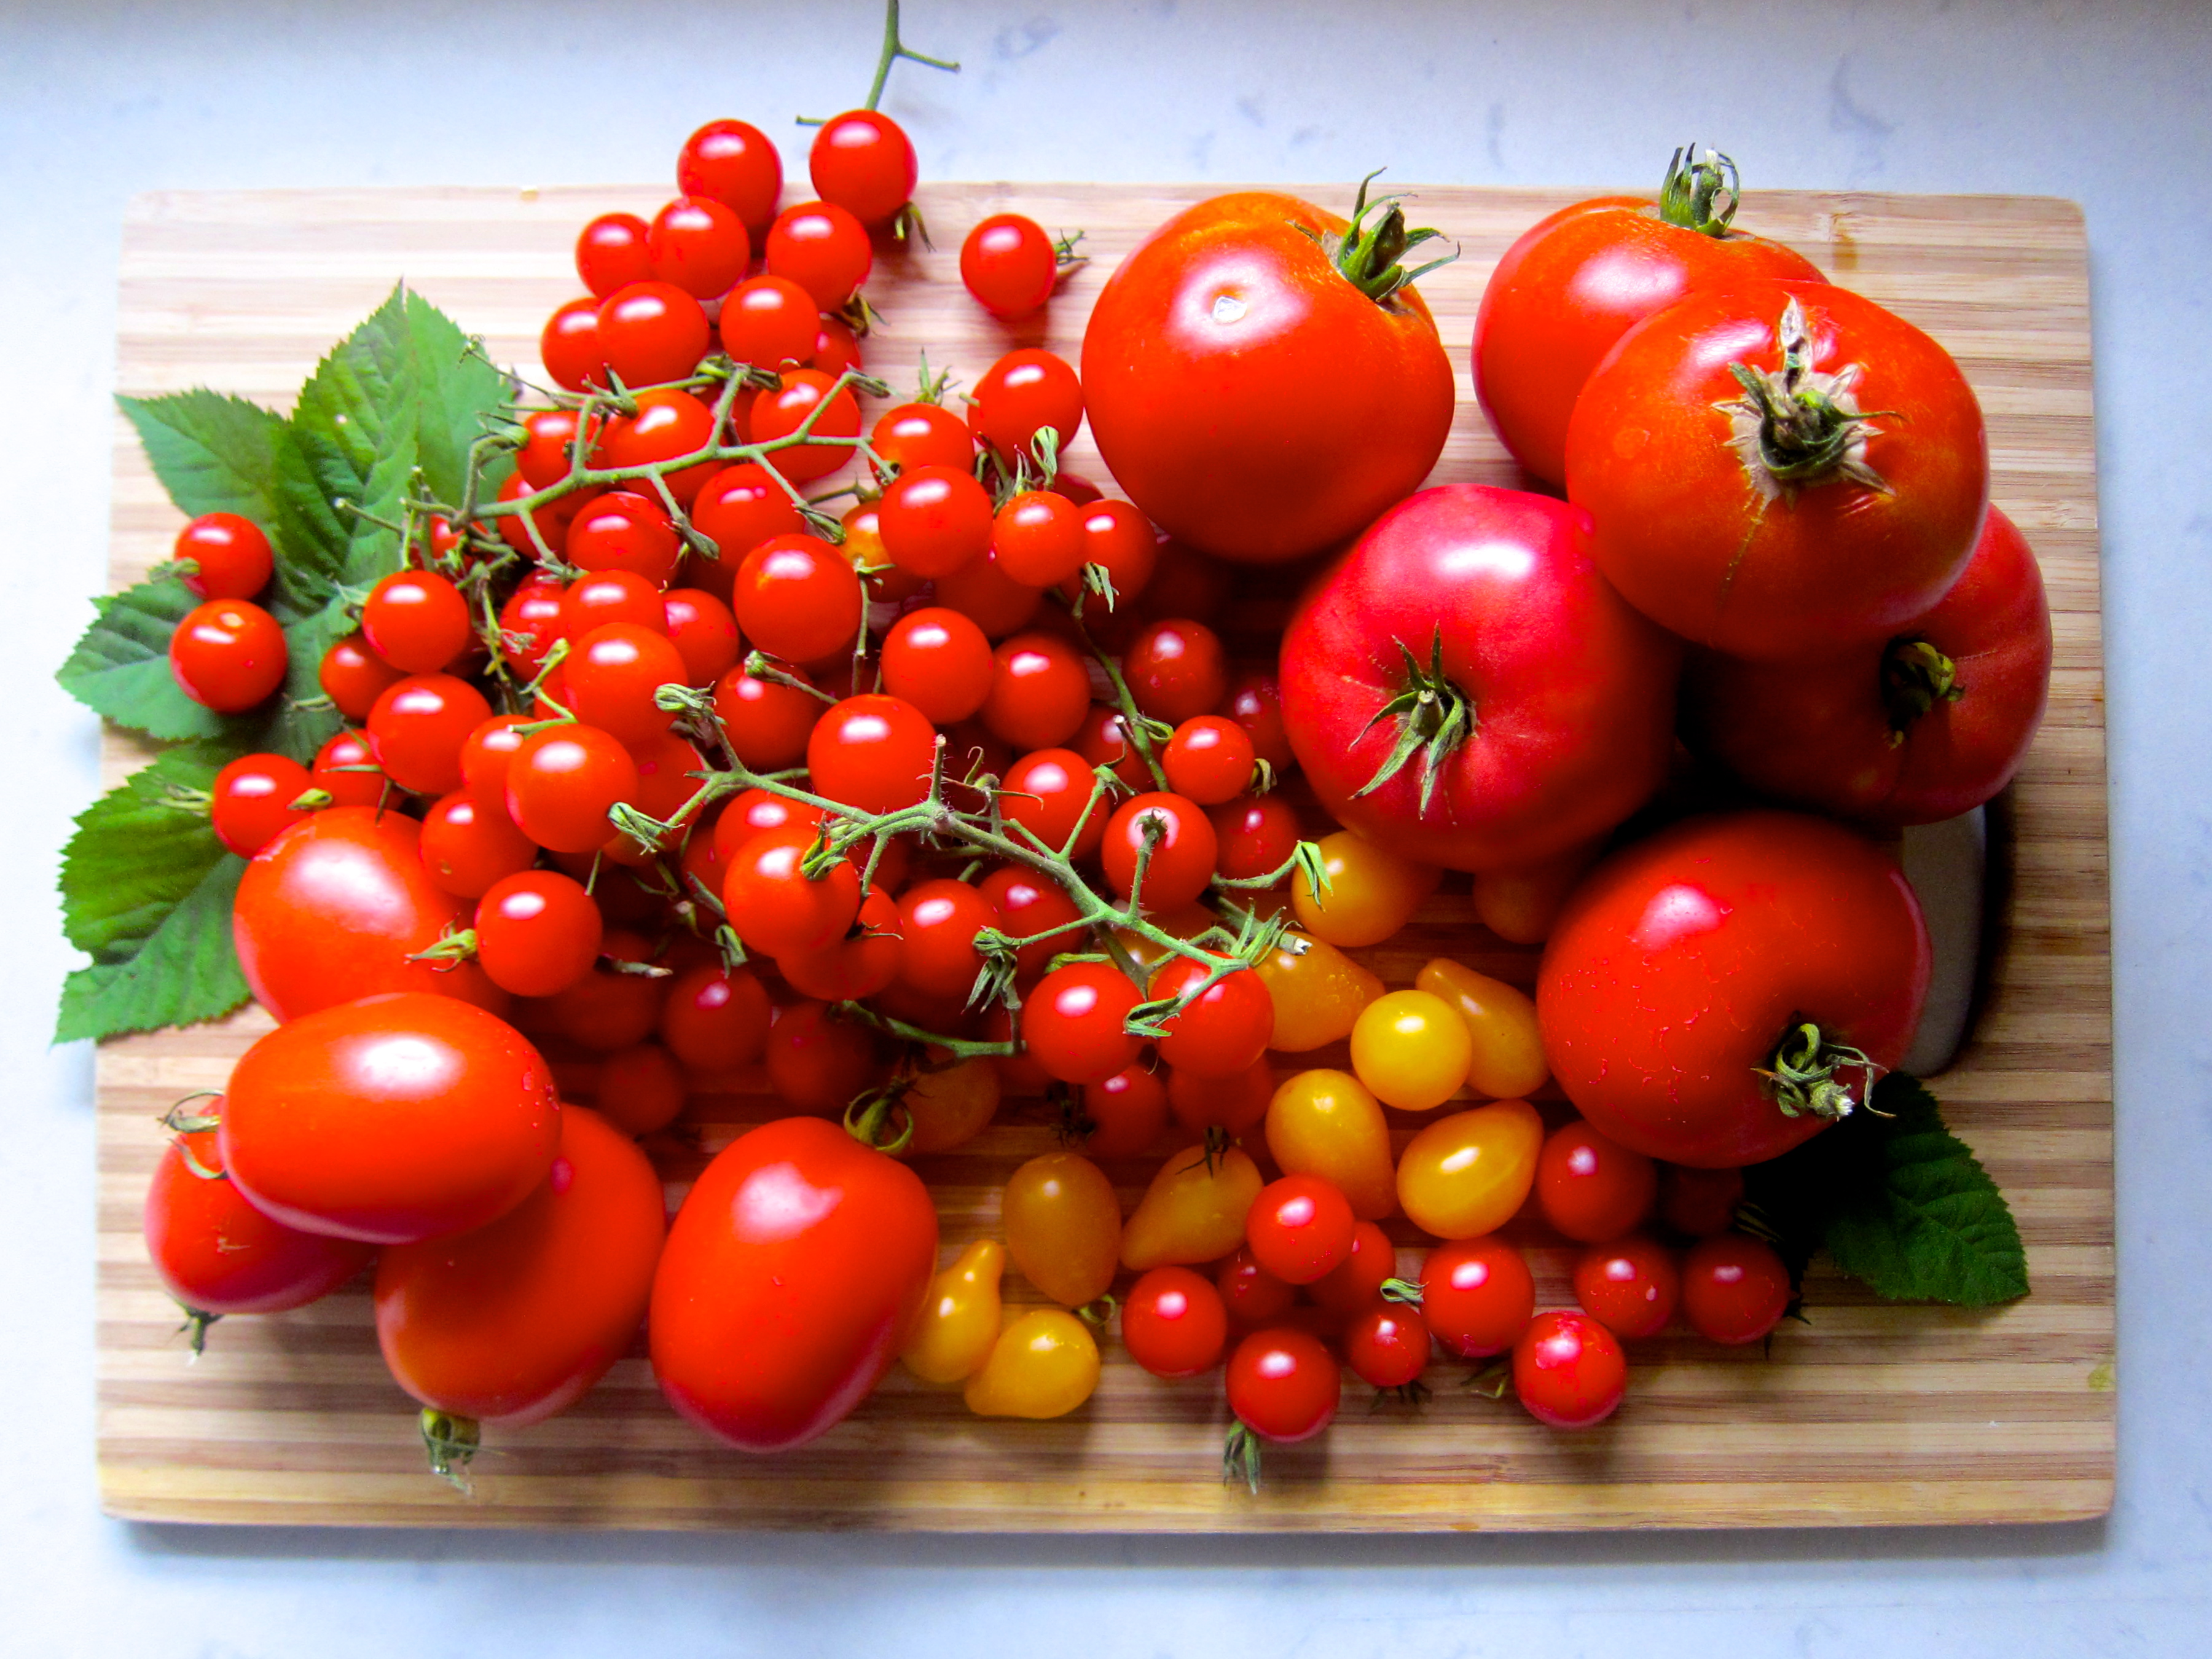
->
1245, 1174, 1355, 1285
1217, 1245, 1296, 1327
221, 992, 559, 1245
1396, 1098, 1545, 1241
420, 791, 536, 898
576, 211, 654, 298
979, 631, 1091, 751
1252, 931, 1384, 1053
1535, 1120, 1658, 1244
721, 825, 862, 955
1025, 962, 1143, 1086
1416, 1236, 1535, 1360
1121, 1144, 1263, 1270
1000, 747, 1108, 861
1081, 1062, 1170, 1158
879, 465, 993, 578
540, 296, 606, 391
1081, 188, 1454, 564
174, 511, 273, 600
719, 275, 822, 373
504, 724, 639, 854
1415, 958, 1549, 1100
657, 963, 772, 1071
1309, 1220, 1398, 1317
1681, 1233, 1792, 1344
474, 871, 603, 998
935, 545, 1045, 640
963, 1309, 1102, 1419
880, 607, 994, 724
1003, 1151, 1123, 1308
1471, 174, 1826, 487
1062, 498, 1158, 608
1566, 280, 1988, 662
170, 597, 286, 712
991, 490, 1086, 587
210, 753, 314, 858
808, 109, 916, 226
1123, 1266, 1229, 1378
318, 632, 406, 721
1346, 1304, 1430, 1390
594, 1041, 688, 1136
596, 280, 711, 388
646, 195, 751, 299
651, 1116, 936, 1451
732, 533, 863, 662
1147, 957, 1273, 1079
1209, 794, 1298, 883
778, 885, 904, 1003
807, 693, 936, 814
566, 490, 682, 587
713, 657, 821, 768
871, 401, 975, 478
677, 117, 782, 235
1226, 1328, 1340, 1443
1162, 716, 1255, 805
1265, 1069, 1395, 1222
1537, 810, 1931, 1167
659, 587, 742, 684
598, 386, 719, 505
961, 213, 1060, 318
1101, 792, 1218, 911
1573, 1234, 1681, 1340
763, 200, 872, 310
361, 571, 471, 674
310, 730, 389, 811
901, 1239, 1005, 1385
749, 368, 861, 481
900, 1057, 1002, 1153
566, 623, 686, 745
968, 348, 1084, 463
1123, 619, 1227, 725
763, 998, 878, 1114
1350, 989, 1473, 1113
693, 463, 804, 573
1221, 670, 1292, 772
1290, 830, 1439, 947
366, 673, 492, 796
978, 865, 1083, 981
1166, 1053, 1273, 1138
1660, 1164, 1746, 1237
1513, 1309, 1627, 1429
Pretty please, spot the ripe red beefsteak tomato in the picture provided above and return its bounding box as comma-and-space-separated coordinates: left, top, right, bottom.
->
1536, 811, 1932, 1168
1682, 503, 2052, 825
650, 1116, 937, 1451
1081, 180, 1455, 565
1279, 484, 1679, 871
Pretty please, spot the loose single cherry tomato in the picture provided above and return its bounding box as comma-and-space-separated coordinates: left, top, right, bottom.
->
763, 199, 873, 310
1080, 1062, 1170, 1159
646, 195, 751, 299
1396, 1099, 1545, 1241
732, 533, 863, 662
961, 213, 1061, 318
677, 117, 783, 236
1416, 957, 1549, 1100
1121, 1143, 1263, 1271
1123, 1265, 1229, 1378
1101, 791, 1218, 911
902, 1239, 1005, 1385
1659, 1164, 1746, 1238
1244, 1173, 1355, 1286
1346, 1305, 1430, 1390
970, 347, 1083, 463
366, 673, 492, 796
979, 630, 1091, 751
1216, 1245, 1296, 1327
1350, 989, 1472, 1113
809, 109, 916, 227
1251, 931, 1384, 1053
174, 512, 273, 600
1148, 957, 1272, 1079
1226, 1327, 1339, 1443
964, 1309, 1102, 1419
779, 884, 904, 1002
1573, 1234, 1681, 1340
170, 597, 287, 712
1309, 1220, 1398, 1318
1003, 1151, 1123, 1308
1416, 1236, 1535, 1360
1681, 1233, 1792, 1345
474, 870, 603, 998
596, 280, 711, 387
1220, 670, 1292, 772
1265, 1068, 1394, 1221
1536, 1119, 1658, 1244
504, 723, 639, 854
210, 753, 315, 858
1290, 830, 1441, 947
657, 962, 773, 1070
713, 657, 821, 768
576, 211, 654, 298
1514, 1309, 1628, 1429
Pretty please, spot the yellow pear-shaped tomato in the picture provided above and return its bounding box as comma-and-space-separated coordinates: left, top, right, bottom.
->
1349, 989, 1473, 1112
1265, 1069, 1395, 1220
963, 1308, 1102, 1418
1252, 930, 1384, 1051
1397, 1098, 1544, 1239
1290, 831, 1440, 947
1121, 1144, 1263, 1270
902, 1057, 1002, 1154
1416, 958, 1550, 1100
901, 1238, 1006, 1384
1003, 1152, 1122, 1307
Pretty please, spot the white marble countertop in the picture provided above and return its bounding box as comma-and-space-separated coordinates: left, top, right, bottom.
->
6, 2, 2208, 1653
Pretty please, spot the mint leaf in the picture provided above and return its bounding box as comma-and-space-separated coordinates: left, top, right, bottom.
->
56, 743, 251, 1042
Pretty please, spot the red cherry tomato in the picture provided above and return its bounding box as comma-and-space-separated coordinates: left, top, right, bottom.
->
1572, 1234, 1681, 1340
563, 568, 665, 640
473, 870, 603, 998
1123, 619, 1227, 726
646, 195, 751, 299
498, 580, 569, 677
1147, 956, 1271, 1079
978, 865, 1083, 981
504, 724, 639, 854
539, 297, 606, 393
533, 927, 667, 1053
565, 623, 686, 747
779, 884, 904, 1002
692, 461, 803, 570
979, 631, 1091, 751
1216, 1245, 1296, 1328
365, 673, 490, 796
935, 546, 1045, 640
517, 407, 600, 489
677, 117, 783, 236
807, 693, 936, 814
1225, 1327, 1340, 1443
809, 109, 916, 227
1162, 716, 1255, 806
764, 998, 879, 1113
597, 386, 720, 506
1025, 961, 1143, 1084
1658, 1164, 1745, 1237
961, 213, 1060, 318
595, 1041, 688, 1137
174, 512, 273, 600
1680, 1233, 1792, 1345
1122, 1266, 1229, 1379
210, 753, 314, 858
879, 606, 994, 724
1221, 670, 1292, 772
721, 824, 862, 955
659, 963, 773, 1071
1416, 1237, 1535, 1360
969, 348, 1084, 464
1166, 1054, 1274, 1139
713, 657, 822, 769
1062, 498, 1158, 608
576, 212, 654, 298
870, 401, 975, 478
661, 587, 742, 686
719, 275, 822, 371
318, 633, 406, 722
566, 490, 682, 587
1345, 1304, 1431, 1390
1308, 1220, 1398, 1319
992, 490, 1087, 587
1080, 1062, 1169, 1158
732, 533, 863, 663
999, 748, 1108, 861
1208, 794, 1298, 884
1535, 1118, 1659, 1244
879, 465, 994, 579
763, 200, 873, 310
1100, 792, 1218, 911
1513, 1309, 1628, 1429
170, 597, 286, 712
749, 369, 860, 482
419, 790, 537, 898
1244, 1174, 1355, 1286
308, 729, 389, 811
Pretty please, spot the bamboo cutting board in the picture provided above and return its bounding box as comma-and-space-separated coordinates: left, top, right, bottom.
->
95, 182, 2112, 1530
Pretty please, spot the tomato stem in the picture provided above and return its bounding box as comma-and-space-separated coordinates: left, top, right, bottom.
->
1655, 144, 1742, 237
1378, 1276, 1424, 1307
861, 0, 960, 114
1222, 1421, 1265, 1494
1350, 627, 1474, 814
1305, 170, 1459, 305
1879, 637, 1964, 743
1759, 1019, 1881, 1121
175, 1306, 220, 1359
419, 1407, 481, 1493
1719, 298, 1894, 501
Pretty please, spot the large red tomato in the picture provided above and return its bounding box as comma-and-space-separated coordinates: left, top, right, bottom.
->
1536, 811, 1932, 1168
220, 992, 561, 1244
1279, 484, 1679, 871
233, 807, 507, 1022
1565, 279, 1988, 662
1682, 504, 2052, 825
1473, 150, 1824, 486
649, 1116, 937, 1451
375, 1105, 665, 1428
1081, 183, 1455, 564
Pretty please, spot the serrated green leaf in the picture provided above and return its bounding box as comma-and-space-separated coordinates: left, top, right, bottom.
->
56, 743, 251, 1042
286, 284, 420, 597
404, 288, 510, 504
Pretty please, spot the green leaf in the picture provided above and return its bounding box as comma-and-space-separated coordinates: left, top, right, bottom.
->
56, 743, 251, 1043
404, 288, 510, 504
284, 284, 420, 597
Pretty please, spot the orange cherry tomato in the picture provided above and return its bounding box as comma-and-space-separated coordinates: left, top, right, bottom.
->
1470, 837, 1602, 944
1121, 1144, 1263, 1271
1395, 1098, 1544, 1239
1264, 1068, 1395, 1221
1290, 830, 1440, 947
900, 1238, 1005, 1384
1252, 929, 1384, 1051
963, 1308, 1101, 1418
1349, 989, 1473, 1112
1416, 957, 1550, 1100
901, 1057, 1002, 1154
1003, 1152, 1123, 1306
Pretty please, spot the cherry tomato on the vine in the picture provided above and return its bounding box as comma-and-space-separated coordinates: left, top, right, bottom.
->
210, 753, 315, 858
1024, 961, 1143, 1086
713, 657, 822, 769
1147, 957, 1272, 1079
1101, 791, 1218, 911
961, 213, 1062, 318
646, 195, 751, 299
474, 870, 603, 998
879, 465, 994, 579
870, 400, 975, 478
596, 280, 711, 388
732, 533, 863, 663
576, 212, 654, 299
969, 348, 1083, 463
504, 723, 638, 855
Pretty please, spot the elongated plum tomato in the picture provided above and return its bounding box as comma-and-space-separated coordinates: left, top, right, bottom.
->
219, 992, 560, 1245
1565, 280, 1988, 662
1264, 1067, 1396, 1222
233, 807, 506, 1022
375, 1105, 664, 1427
1281, 484, 1679, 872
1002, 1151, 1122, 1308
1537, 810, 1931, 1167
1471, 152, 1827, 487
1681, 503, 2052, 826
1081, 186, 1454, 563
650, 1116, 938, 1451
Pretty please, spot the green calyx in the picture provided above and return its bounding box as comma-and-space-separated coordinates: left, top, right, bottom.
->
1304, 170, 1459, 305
1222, 1421, 1264, 1495
1880, 637, 1964, 743
1717, 297, 1894, 498
420, 1407, 481, 1493
1351, 628, 1473, 814
1657, 144, 1742, 237
1759, 1020, 1881, 1121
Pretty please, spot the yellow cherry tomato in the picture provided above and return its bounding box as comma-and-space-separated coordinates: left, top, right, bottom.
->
1470, 839, 1601, 944
902, 1057, 1002, 1154
1003, 1151, 1123, 1306
1349, 989, 1474, 1112
1290, 830, 1441, 947
1252, 930, 1384, 1052
1265, 1068, 1396, 1221
1416, 958, 1550, 1100
901, 1238, 1006, 1385
1396, 1098, 1545, 1239
1121, 1144, 1263, 1270
963, 1308, 1102, 1418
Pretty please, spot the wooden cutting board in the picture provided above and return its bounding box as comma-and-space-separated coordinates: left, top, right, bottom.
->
95, 182, 2113, 1530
